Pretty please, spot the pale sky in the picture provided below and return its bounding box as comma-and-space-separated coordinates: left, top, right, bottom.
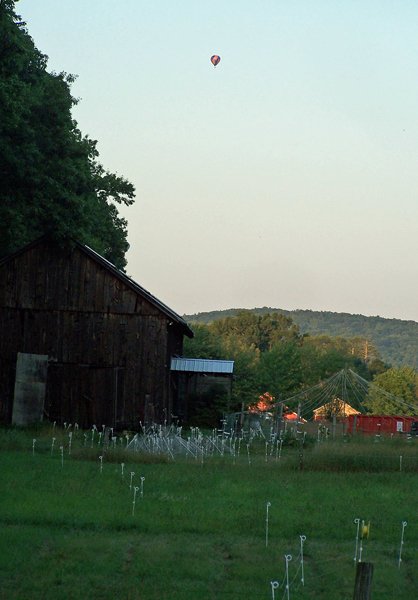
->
18, 0, 418, 321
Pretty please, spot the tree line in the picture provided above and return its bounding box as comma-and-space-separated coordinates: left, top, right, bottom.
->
184, 312, 418, 420
185, 307, 418, 369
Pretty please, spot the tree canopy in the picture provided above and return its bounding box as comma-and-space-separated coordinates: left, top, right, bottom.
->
0, 0, 135, 269
209, 311, 301, 353
365, 367, 418, 415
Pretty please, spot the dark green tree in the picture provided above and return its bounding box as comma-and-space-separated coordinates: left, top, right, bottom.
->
228, 347, 260, 410
299, 335, 384, 385
365, 367, 418, 415
257, 341, 303, 398
183, 324, 225, 360
0, 1, 135, 268
210, 311, 301, 353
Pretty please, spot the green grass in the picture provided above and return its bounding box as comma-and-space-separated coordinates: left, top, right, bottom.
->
0, 426, 417, 599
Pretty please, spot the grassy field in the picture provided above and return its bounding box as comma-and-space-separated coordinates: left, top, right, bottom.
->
0, 426, 417, 599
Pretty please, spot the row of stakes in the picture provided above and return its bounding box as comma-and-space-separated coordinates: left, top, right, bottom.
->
31, 420, 415, 480
32, 421, 290, 465
36, 419, 418, 445
33, 430, 412, 473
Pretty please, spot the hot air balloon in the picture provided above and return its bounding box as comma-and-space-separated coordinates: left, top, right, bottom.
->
211, 55, 221, 67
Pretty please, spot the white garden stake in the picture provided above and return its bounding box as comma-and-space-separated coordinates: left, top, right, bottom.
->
83, 433, 87, 447
277, 438, 283, 462
91, 427, 95, 448
300, 535, 306, 585
265, 502, 271, 548
140, 476, 145, 498
60, 445, 64, 468
130, 472, 135, 491
353, 518, 361, 561
398, 521, 407, 568
68, 432, 72, 455
121, 463, 125, 478
51, 437, 56, 455
246, 444, 251, 466
132, 486, 140, 516
99, 455, 103, 473
270, 580, 279, 600
359, 528, 364, 562
284, 554, 292, 600
32, 439, 36, 455
98, 432, 102, 446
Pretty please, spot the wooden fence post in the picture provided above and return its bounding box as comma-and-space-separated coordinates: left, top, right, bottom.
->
353, 562, 373, 599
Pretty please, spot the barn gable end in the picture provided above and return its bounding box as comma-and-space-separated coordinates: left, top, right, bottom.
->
0, 236, 192, 428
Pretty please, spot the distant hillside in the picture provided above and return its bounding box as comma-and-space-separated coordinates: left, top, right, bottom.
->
184, 308, 418, 369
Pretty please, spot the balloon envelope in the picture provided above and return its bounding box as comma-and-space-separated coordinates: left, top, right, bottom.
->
210, 55, 221, 67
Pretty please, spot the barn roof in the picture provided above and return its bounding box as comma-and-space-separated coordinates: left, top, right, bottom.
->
81, 243, 193, 337
170, 357, 234, 374
0, 236, 193, 338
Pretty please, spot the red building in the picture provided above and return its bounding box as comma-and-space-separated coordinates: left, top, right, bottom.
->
347, 414, 418, 435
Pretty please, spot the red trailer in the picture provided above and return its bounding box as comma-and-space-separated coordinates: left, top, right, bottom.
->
347, 414, 418, 435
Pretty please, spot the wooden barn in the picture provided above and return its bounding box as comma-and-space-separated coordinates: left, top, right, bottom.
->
0, 236, 194, 429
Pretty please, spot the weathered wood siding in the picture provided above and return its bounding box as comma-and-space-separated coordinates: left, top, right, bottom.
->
0, 240, 185, 428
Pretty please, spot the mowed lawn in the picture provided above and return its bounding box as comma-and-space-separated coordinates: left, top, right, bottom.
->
0, 428, 417, 599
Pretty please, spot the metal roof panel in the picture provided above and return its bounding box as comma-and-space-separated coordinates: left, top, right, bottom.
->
170, 358, 234, 374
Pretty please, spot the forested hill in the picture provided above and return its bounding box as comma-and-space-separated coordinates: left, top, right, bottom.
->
184, 308, 418, 369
